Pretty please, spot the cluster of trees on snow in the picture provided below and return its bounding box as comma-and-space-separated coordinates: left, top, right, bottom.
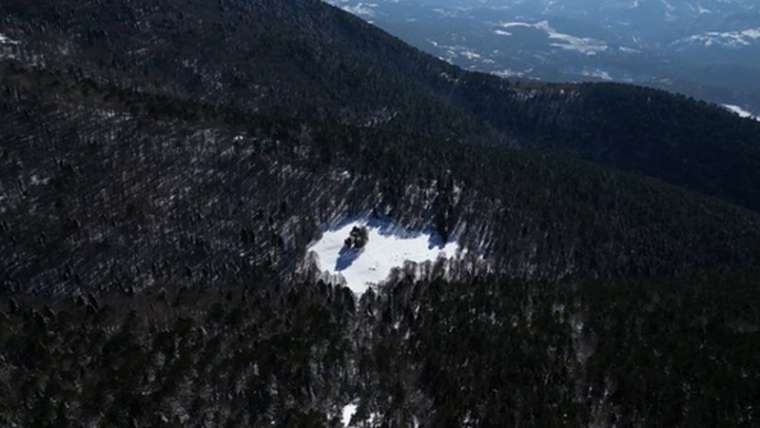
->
344, 226, 369, 250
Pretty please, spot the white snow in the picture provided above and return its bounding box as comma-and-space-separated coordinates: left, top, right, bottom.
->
0, 33, 19, 45
676, 28, 760, 49
582, 69, 613, 81
308, 219, 460, 294
459, 49, 481, 60
340, 402, 384, 427
428, 41, 484, 63
328, 1, 378, 17
618, 46, 641, 54
492, 68, 529, 78
497, 21, 608, 56
341, 403, 358, 427
724, 104, 760, 122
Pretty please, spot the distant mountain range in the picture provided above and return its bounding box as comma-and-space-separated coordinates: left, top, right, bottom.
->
329, 0, 760, 115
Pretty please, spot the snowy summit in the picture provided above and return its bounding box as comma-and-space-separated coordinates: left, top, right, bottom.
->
308, 219, 461, 294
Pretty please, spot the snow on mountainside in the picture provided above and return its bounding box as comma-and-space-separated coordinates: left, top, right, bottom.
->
675, 28, 760, 48
724, 104, 760, 121
308, 219, 461, 294
496, 21, 609, 56
328, 0, 379, 18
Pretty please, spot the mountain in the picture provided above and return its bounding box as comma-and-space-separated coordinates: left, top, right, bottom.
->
2, 0, 760, 293
3, 0, 760, 214
1, 0, 759, 426
329, 0, 760, 116
4, 59, 759, 296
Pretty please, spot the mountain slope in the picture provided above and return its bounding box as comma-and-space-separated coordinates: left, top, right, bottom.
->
2, 0, 760, 213
2, 52, 760, 296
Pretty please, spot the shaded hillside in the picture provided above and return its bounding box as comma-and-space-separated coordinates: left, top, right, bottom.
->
2, 0, 760, 210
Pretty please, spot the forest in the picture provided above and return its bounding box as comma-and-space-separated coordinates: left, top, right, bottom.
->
1, 269, 758, 426
0, 0, 759, 426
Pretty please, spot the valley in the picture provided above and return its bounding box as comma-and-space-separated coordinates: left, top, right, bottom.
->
329, 0, 760, 116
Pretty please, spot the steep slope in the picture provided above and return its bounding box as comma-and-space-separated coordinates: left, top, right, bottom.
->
2, 0, 760, 211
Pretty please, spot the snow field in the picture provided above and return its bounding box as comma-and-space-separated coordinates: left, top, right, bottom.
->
308, 219, 461, 294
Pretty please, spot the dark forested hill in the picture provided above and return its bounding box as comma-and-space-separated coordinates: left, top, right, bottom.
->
1, 1, 760, 427
2, 0, 760, 210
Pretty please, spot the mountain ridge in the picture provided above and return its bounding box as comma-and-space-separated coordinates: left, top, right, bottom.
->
4, 0, 760, 212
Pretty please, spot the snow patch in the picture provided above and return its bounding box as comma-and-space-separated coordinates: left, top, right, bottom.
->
328, 1, 378, 17
618, 46, 641, 54
308, 219, 460, 294
492, 68, 531, 78
676, 28, 760, 49
341, 402, 384, 427
581, 69, 613, 81
724, 104, 760, 122
429, 40, 484, 63
498, 21, 608, 56
341, 403, 358, 427
0, 33, 19, 45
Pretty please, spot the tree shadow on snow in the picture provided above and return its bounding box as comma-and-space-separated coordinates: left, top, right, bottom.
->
427, 232, 450, 250
335, 246, 362, 271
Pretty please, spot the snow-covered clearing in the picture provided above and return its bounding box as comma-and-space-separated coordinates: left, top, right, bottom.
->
724, 104, 760, 122
308, 218, 461, 294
